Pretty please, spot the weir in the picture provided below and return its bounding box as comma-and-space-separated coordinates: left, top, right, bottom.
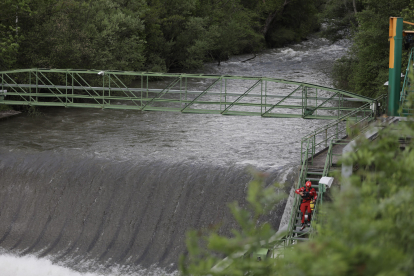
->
0, 150, 298, 271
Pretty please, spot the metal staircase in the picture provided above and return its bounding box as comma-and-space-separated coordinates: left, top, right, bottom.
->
284, 99, 385, 246
289, 138, 347, 242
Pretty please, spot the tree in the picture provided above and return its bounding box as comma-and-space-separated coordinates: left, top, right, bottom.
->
0, 0, 32, 70
13, 0, 146, 71
252, 0, 320, 47
142, 0, 264, 70
319, 0, 363, 42
180, 171, 287, 275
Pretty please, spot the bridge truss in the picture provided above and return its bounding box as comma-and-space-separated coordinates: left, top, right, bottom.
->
0, 68, 375, 119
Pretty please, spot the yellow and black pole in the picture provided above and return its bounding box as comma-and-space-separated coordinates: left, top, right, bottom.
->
388, 17, 403, 116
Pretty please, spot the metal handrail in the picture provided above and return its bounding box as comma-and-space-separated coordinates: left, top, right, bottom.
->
308, 139, 335, 239
286, 139, 311, 246
307, 93, 386, 238
301, 102, 375, 163
400, 48, 414, 116
401, 48, 413, 101
322, 140, 334, 177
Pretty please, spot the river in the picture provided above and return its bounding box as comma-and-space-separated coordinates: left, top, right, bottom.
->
0, 36, 349, 276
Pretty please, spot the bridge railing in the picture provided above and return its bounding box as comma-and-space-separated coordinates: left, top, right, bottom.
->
400, 48, 414, 116
0, 68, 373, 119
285, 138, 311, 246
300, 99, 381, 164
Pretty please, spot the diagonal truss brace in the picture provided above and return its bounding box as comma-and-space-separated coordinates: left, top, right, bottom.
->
181, 78, 221, 112
262, 85, 302, 117
221, 79, 261, 114
109, 73, 141, 107
2, 73, 33, 104
73, 73, 108, 107
36, 71, 67, 105
141, 77, 181, 111
302, 92, 339, 118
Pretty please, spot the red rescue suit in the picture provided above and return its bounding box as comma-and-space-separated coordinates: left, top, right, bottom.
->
295, 186, 317, 224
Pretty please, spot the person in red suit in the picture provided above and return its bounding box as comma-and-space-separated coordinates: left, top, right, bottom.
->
295, 181, 317, 230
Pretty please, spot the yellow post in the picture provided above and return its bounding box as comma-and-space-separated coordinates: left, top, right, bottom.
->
388, 17, 403, 116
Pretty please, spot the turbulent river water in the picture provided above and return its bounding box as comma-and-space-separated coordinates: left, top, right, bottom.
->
0, 36, 349, 276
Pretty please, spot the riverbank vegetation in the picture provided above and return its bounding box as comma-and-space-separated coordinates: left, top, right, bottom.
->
0, 0, 322, 73
323, 0, 414, 98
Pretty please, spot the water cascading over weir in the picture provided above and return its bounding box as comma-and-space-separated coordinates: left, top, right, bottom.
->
0, 149, 297, 271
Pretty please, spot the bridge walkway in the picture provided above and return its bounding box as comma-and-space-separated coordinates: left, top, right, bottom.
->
308, 137, 351, 169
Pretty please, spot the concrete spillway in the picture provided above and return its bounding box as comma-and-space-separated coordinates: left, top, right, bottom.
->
0, 150, 296, 272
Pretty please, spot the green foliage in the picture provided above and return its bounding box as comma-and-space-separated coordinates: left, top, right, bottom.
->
1, 0, 322, 73
257, 0, 320, 47
0, 104, 13, 112
142, 0, 265, 70
180, 171, 286, 275
319, 0, 362, 42
332, 55, 355, 90
180, 118, 414, 275
18, 0, 146, 71
327, 0, 410, 97
0, 0, 32, 70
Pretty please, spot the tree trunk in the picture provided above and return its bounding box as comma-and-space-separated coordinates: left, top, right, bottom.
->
262, 0, 289, 38
352, 0, 357, 14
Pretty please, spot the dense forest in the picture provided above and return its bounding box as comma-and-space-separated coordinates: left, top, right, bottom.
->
1, 0, 413, 98
0, 0, 321, 73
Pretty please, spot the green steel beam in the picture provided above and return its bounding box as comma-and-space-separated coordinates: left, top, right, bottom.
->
108, 73, 141, 108
2, 73, 33, 104
0, 96, 370, 112
1, 84, 368, 103
0, 68, 373, 100
73, 72, 108, 107
36, 71, 67, 105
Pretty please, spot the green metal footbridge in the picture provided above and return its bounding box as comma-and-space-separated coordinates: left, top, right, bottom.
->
0, 68, 375, 119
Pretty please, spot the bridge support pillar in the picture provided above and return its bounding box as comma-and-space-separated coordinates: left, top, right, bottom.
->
388, 17, 403, 116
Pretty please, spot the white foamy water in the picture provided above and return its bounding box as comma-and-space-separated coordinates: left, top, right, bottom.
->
0, 253, 178, 276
